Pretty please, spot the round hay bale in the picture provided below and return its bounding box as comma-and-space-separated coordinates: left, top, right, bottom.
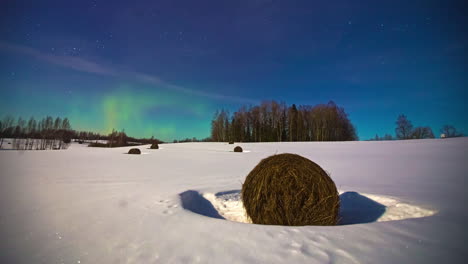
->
241, 153, 339, 226
128, 148, 141, 155
150, 143, 159, 149
234, 146, 243, 152
228, 141, 234, 144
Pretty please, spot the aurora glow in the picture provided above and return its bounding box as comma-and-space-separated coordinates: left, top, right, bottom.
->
0, 78, 216, 140
0, 0, 467, 141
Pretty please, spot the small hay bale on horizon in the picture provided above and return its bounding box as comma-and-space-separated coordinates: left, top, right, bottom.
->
128, 148, 141, 155
150, 143, 159, 149
234, 146, 243, 152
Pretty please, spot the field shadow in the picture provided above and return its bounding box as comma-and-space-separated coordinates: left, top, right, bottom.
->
179, 190, 225, 219
338, 191, 386, 225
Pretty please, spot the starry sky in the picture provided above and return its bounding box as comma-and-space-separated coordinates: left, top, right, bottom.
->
0, 0, 466, 141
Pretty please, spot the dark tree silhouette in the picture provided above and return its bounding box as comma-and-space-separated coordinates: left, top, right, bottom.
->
0, 115, 74, 150
288, 104, 298, 141
395, 114, 413, 140
440, 125, 463, 138
411, 127, 435, 139
211, 101, 357, 142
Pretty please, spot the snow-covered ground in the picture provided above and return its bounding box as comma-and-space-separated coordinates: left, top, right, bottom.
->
0, 138, 466, 263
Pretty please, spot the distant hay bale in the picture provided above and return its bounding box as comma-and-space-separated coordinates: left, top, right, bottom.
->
241, 153, 339, 226
150, 143, 159, 149
128, 148, 141, 155
234, 146, 243, 152
229, 141, 234, 144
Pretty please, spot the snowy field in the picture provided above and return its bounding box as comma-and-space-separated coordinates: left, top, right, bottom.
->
0, 138, 467, 263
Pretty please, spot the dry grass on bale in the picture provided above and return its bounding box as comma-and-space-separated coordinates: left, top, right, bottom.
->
128, 148, 141, 155
241, 153, 340, 226
234, 146, 243, 152
150, 143, 159, 149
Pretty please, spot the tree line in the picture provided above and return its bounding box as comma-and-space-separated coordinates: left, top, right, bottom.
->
86, 129, 160, 148
0, 116, 163, 150
0, 116, 72, 150
371, 114, 463, 140
173, 137, 211, 143
211, 101, 358, 142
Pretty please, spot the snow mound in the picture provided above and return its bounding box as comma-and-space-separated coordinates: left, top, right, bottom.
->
179, 190, 436, 225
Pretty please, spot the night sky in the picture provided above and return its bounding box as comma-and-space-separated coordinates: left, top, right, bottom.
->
1, 0, 466, 141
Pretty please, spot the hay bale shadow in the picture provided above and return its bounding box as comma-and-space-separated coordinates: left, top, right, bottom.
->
338, 192, 386, 225
179, 190, 225, 219
215, 190, 240, 196
179, 190, 387, 225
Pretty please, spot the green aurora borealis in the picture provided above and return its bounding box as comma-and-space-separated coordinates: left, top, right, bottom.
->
1, 79, 217, 141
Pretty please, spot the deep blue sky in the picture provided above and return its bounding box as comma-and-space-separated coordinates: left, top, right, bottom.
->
1, 0, 466, 140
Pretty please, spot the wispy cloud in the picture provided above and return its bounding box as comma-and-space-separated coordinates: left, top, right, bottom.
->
0, 42, 116, 76
0, 41, 257, 104
133, 72, 258, 103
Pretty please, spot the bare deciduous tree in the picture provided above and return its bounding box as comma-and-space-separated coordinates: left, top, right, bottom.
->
440, 125, 463, 138
411, 127, 435, 139
0, 115, 74, 150
0, 116, 14, 148
395, 114, 413, 140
